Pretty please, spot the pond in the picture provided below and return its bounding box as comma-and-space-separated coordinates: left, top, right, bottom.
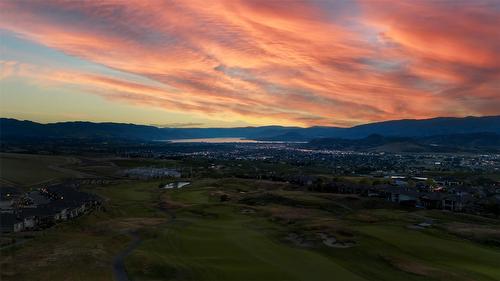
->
162, 181, 191, 189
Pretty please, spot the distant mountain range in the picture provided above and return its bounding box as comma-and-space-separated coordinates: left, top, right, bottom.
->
1, 116, 500, 143
307, 133, 500, 153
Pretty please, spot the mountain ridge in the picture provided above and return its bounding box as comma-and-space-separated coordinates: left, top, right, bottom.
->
307, 132, 500, 153
1, 116, 499, 141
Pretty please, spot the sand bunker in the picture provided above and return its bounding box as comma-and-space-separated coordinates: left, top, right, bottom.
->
285, 233, 314, 247
285, 232, 355, 248
408, 220, 434, 230
318, 233, 355, 248
240, 208, 256, 214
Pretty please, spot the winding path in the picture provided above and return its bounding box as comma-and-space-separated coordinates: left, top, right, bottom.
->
112, 232, 142, 281
112, 204, 176, 281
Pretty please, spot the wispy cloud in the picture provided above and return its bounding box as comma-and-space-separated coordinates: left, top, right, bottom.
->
150, 122, 205, 128
1, 0, 499, 126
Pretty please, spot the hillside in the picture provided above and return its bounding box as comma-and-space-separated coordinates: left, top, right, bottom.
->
1, 116, 499, 141
306, 133, 500, 152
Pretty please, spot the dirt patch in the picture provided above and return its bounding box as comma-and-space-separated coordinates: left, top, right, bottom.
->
267, 205, 317, 223
444, 222, 500, 237
349, 211, 379, 223
442, 222, 500, 245
102, 218, 166, 232
160, 193, 189, 209
116, 218, 165, 228
383, 255, 473, 281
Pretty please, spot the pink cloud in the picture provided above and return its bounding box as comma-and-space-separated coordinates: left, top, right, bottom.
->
1, 0, 499, 126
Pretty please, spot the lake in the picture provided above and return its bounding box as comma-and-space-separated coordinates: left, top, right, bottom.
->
167, 138, 303, 143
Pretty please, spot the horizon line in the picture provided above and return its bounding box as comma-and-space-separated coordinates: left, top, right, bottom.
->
1, 115, 498, 130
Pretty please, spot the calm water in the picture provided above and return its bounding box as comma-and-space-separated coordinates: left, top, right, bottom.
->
168, 137, 282, 143
162, 181, 191, 189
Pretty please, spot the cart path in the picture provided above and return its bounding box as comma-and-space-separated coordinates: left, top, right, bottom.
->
112, 205, 176, 281
112, 232, 141, 281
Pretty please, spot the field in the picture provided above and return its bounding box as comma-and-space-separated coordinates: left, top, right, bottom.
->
2, 178, 500, 281
126, 180, 500, 281
0, 153, 84, 186
126, 205, 364, 280
0, 181, 166, 280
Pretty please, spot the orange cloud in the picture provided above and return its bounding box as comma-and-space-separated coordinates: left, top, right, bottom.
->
1, 0, 499, 126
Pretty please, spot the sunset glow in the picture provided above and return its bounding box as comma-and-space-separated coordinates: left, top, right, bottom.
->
1, 0, 499, 127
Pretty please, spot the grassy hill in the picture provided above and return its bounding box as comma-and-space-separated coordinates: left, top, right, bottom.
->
0, 153, 86, 186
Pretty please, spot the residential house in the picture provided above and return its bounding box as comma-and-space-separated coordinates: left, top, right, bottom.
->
0, 186, 21, 211
25, 190, 51, 206
379, 186, 419, 206
0, 213, 24, 233
442, 195, 473, 212
419, 193, 444, 209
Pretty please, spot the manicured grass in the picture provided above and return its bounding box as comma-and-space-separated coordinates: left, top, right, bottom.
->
127, 180, 500, 281
126, 205, 366, 281
93, 181, 166, 218
353, 225, 500, 281
113, 159, 179, 168
0, 153, 82, 186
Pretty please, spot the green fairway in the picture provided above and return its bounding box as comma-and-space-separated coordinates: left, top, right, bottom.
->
353, 225, 500, 281
0, 153, 83, 186
126, 205, 366, 281
124, 179, 500, 281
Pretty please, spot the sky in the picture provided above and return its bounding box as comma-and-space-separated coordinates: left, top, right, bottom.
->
0, 0, 499, 128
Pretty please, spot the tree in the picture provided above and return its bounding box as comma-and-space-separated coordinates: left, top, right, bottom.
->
425, 178, 437, 188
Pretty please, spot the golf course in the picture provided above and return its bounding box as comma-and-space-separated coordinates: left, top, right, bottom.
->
0, 153, 85, 186
2, 178, 499, 281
